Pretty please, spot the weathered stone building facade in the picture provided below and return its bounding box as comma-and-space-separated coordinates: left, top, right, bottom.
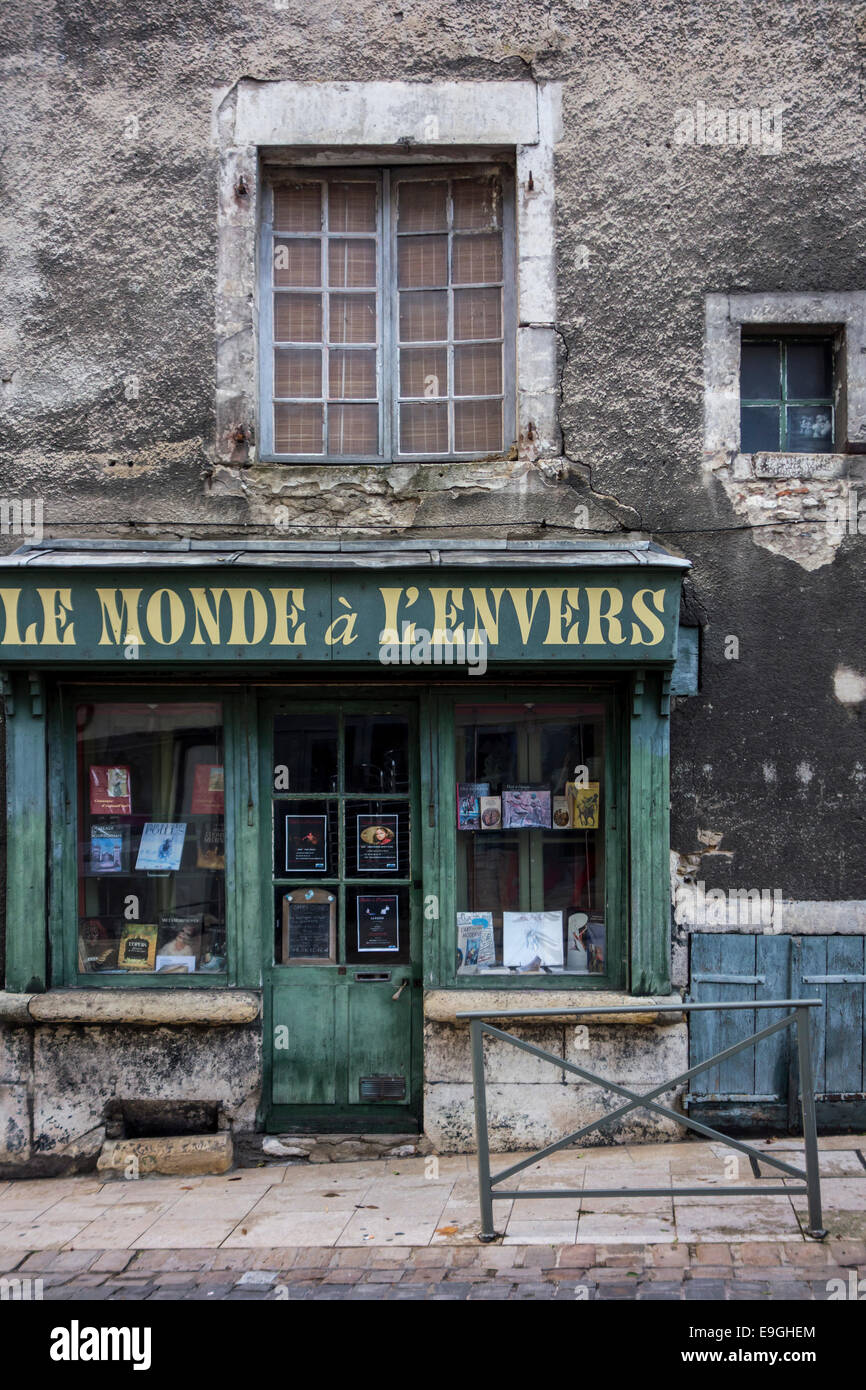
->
1, 1, 865, 1172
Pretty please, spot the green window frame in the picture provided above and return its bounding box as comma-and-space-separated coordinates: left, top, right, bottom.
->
46, 683, 254, 990
426, 684, 629, 992
740, 334, 836, 454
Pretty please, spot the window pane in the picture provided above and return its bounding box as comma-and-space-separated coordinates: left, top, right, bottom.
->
452, 233, 503, 284
274, 183, 322, 233
786, 341, 833, 399
400, 346, 448, 398
275, 348, 322, 399
454, 288, 501, 340
275, 402, 323, 453
76, 702, 226, 978
787, 405, 833, 453
399, 290, 447, 342
397, 235, 448, 288
455, 703, 606, 976
397, 181, 448, 232
455, 399, 502, 452
273, 239, 321, 288
329, 293, 376, 344
454, 343, 502, 396
275, 799, 338, 877
273, 713, 338, 793
452, 177, 501, 229
400, 401, 448, 454
329, 181, 377, 233
345, 800, 410, 877
741, 340, 781, 399
328, 239, 377, 289
344, 715, 409, 793
329, 349, 377, 399
274, 293, 322, 343
328, 403, 378, 455
740, 405, 780, 452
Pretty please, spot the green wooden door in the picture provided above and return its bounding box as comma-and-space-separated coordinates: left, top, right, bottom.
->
261, 699, 423, 1131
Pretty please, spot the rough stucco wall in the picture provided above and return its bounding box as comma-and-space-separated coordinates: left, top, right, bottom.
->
0, 1021, 261, 1174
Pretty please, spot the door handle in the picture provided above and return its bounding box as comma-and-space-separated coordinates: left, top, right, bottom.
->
391, 981, 408, 1001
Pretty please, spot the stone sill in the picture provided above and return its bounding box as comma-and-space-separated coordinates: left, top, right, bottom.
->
424, 989, 684, 1026
732, 451, 858, 481
0, 989, 261, 1027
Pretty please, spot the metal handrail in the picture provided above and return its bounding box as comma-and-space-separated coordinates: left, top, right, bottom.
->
456, 1000, 825, 1242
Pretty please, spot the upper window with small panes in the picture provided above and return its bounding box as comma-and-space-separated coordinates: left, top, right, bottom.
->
259, 165, 516, 463
740, 334, 836, 454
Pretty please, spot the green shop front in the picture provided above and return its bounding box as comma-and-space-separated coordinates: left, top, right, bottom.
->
0, 540, 695, 1164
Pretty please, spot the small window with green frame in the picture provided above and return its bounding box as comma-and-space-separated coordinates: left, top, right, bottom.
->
740, 334, 836, 453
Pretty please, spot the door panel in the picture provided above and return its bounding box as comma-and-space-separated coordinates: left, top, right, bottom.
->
262, 699, 422, 1131
347, 970, 414, 1104
272, 979, 339, 1105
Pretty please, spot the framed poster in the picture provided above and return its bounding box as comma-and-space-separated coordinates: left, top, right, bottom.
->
285, 813, 328, 873
356, 814, 399, 872
357, 894, 400, 953
282, 888, 337, 963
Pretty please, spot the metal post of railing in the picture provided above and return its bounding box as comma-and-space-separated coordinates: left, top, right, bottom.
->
796, 1003, 826, 1238
470, 1018, 496, 1241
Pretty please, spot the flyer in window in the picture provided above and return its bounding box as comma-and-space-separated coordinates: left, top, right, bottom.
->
457, 911, 496, 972
135, 822, 187, 872
89, 765, 132, 815
156, 912, 203, 973
196, 818, 226, 870
285, 814, 328, 873
502, 910, 563, 969
567, 781, 600, 829
89, 823, 129, 874
357, 813, 399, 872
357, 894, 400, 952
117, 921, 159, 971
457, 782, 489, 830
502, 785, 551, 829
191, 763, 225, 814
479, 795, 502, 829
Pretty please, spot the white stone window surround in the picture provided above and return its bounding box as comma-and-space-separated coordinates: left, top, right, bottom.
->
704, 291, 866, 477
215, 79, 562, 467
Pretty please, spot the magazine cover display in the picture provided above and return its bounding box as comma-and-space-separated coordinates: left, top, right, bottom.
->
88, 765, 132, 815
135, 823, 187, 872
191, 764, 224, 814
117, 921, 159, 971
89, 824, 129, 874
456, 911, 496, 972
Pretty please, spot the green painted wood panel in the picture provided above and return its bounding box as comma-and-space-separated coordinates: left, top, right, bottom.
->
629, 672, 671, 995
347, 972, 414, 1104
5, 673, 47, 992
271, 979, 339, 1105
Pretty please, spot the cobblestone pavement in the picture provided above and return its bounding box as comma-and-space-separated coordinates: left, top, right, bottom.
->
2, 1240, 865, 1300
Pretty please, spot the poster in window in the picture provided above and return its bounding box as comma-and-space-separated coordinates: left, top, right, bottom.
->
89, 765, 132, 815
196, 818, 225, 870
78, 918, 120, 973
457, 910, 496, 972
567, 781, 600, 829
479, 795, 502, 829
502, 785, 551, 829
282, 888, 337, 963
117, 921, 159, 971
502, 910, 563, 969
135, 823, 187, 872
357, 894, 400, 953
191, 764, 225, 814
357, 814, 399, 872
457, 782, 489, 830
155, 912, 203, 974
285, 814, 328, 873
89, 824, 129, 874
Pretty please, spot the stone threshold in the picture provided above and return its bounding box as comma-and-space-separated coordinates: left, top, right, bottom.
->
237, 1133, 434, 1166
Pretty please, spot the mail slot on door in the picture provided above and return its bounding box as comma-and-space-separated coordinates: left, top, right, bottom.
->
355, 971, 391, 982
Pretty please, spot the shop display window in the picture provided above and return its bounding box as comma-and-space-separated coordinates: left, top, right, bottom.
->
455, 702, 606, 976
75, 701, 226, 977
